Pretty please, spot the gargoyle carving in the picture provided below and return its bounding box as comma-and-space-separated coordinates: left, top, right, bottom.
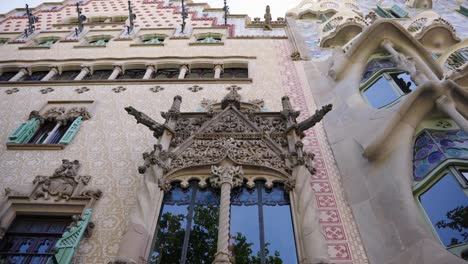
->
125, 106, 165, 139
297, 104, 333, 135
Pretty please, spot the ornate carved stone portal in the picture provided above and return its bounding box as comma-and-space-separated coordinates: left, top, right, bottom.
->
118, 90, 333, 264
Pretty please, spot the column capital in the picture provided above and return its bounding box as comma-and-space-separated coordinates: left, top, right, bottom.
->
180, 64, 189, 70
145, 64, 156, 70
209, 165, 244, 188
49, 65, 60, 74
214, 63, 224, 69
80, 65, 93, 74
20, 66, 31, 75
112, 64, 124, 71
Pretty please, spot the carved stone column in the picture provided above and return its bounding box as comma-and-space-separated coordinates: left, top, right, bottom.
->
178, 64, 189, 79
436, 95, 468, 133
41, 66, 59, 81
209, 165, 244, 264
143, 64, 156, 79
108, 65, 123, 80
74, 66, 91, 80
9, 67, 29, 82
214, 64, 223, 79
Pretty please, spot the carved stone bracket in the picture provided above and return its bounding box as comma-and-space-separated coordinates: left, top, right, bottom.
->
139, 144, 175, 174
209, 165, 244, 188
125, 106, 166, 139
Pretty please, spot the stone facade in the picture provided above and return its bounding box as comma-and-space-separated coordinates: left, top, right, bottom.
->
0, 0, 466, 263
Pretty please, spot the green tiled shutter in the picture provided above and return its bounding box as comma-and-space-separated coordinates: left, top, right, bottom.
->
7, 118, 40, 144
58, 117, 82, 145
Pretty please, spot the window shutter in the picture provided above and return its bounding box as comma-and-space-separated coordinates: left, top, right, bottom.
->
52, 209, 93, 264
7, 118, 40, 144
58, 117, 82, 145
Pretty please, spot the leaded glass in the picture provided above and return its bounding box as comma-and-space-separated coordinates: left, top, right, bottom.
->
150, 181, 219, 264
154, 68, 179, 79
230, 181, 298, 264
119, 69, 146, 79
360, 56, 397, 83
0, 72, 16, 81
419, 172, 468, 247
413, 129, 468, 181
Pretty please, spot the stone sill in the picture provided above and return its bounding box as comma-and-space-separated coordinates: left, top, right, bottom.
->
18, 46, 52, 50
130, 43, 165, 47
189, 42, 224, 46
73, 45, 107, 48
1, 78, 253, 86
6, 144, 66, 150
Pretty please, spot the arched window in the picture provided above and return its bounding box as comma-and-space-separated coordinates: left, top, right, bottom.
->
150, 181, 220, 264
413, 120, 468, 259
230, 181, 298, 264
220, 68, 248, 79
154, 68, 180, 79
360, 55, 417, 109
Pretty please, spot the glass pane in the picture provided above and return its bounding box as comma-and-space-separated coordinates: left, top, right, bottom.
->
390, 72, 417, 94
23, 71, 48, 81
230, 186, 261, 264
120, 69, 146, 79
155, 68, 179, 79
262, 184, 298, 264
220, 68, 248, 79
150, 184, 192, 264
419, 173, 468, 247
460, 170, 468, 183
0, 72, 17, 81
186, 187, 220, 264
363, 76, 400, 108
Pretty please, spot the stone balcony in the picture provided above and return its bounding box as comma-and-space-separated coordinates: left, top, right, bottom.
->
286, 0, 360, 20
319, 10, 368, 48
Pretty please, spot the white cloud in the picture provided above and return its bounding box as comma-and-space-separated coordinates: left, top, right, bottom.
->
0, 0, 298, 19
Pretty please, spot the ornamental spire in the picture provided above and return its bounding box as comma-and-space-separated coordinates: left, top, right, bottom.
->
24, 4, 39, 37
74, 3, 87, 36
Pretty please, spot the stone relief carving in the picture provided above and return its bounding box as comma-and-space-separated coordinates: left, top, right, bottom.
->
209, 165, 244, 188
204, 110, 255, 133
138, 144, 175, 174
29, 159, 102, 201
171, 116, 210, 147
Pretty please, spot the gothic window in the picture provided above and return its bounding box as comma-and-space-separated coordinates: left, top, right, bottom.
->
220, 68, 248, 79
150, 181, 220, 264
413, 122, 468, 259
154, 68, 180, 79
119, 69, 146, 79
187, 68, 215, 78
230, 181, 298, 264
196, 34, 222, 43
0, 72, 17, 81
0, 216, 71, 263
22, 71, 49, 81
84, 70, 112, 80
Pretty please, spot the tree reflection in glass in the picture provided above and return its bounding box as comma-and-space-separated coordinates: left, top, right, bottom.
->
230, 181, 298, 264
150, 181, 220, 264
419, 172, 468, 247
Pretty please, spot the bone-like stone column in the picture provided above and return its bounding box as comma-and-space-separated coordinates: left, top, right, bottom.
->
436, 95, 468, 133
381, 39, 428, 85
9, 67, 29, 82
108, 65, 123, 80
178, 64, 189, 79
41, 66, 59, 81
143, 64, 156, 79
209, 165, 244, 264
214, 64, 223, 79
74, 66, 91, 80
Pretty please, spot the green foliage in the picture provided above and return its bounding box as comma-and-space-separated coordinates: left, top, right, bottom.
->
435, 205, 468, 246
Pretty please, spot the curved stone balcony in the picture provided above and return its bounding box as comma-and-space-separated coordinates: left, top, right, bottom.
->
286, 0, 360, 20
319, 10, 368, 48
406, 11, 460, 51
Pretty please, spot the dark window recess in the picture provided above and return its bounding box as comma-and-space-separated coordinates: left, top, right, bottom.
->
390, 72, 416, 94
220, 68, 248, 79
84, 70, 112, 80
0, 216, 71, 264
186, 68, 214, 78
0, 72, 17, 81
28, 119, 73, 144
54, 70, 81, 81
22, 71, 49, 81
230, 181, 298, 264
460, 170, 468, 183
154, 68, 180, 79
119, 69, 146, 79
150, 181, 220, 264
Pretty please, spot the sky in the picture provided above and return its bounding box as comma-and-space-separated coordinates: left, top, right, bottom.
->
0, 0, 297, 19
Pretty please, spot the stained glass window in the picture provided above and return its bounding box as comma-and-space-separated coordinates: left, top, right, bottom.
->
150, 181, 220, 264
230, 181, 298, 264
413, 129, 468, 181
0, 216, 71, 263
419, 172, 468, 247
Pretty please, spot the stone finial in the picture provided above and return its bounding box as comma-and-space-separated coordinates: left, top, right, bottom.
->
297, 104, 333, 135
281, 96, 300, 121
221, 89, 241, 110
125, 106, 165, 139
264, 5, 272, 30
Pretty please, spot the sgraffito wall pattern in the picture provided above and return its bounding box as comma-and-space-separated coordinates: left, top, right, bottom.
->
276, 39, 369, 263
